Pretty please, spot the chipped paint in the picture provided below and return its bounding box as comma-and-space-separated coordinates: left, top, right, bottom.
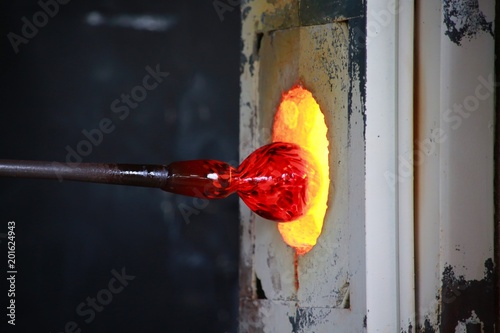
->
421, 318, 435, 333
348, 17, 366, 139
443, 0, 494, 46
242, 5, 252, 21
416, 259, 495, 333
288, 307, 332, 333
440, 259, 495, 333
240, 52, 248, 75
400, 323, 413, 333
415, 1, 496, 331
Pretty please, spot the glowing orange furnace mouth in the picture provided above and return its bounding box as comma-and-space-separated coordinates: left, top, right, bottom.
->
272, 85, 330, 255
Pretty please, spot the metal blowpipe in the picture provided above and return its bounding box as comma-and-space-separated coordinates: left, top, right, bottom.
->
0, 142, 319, 222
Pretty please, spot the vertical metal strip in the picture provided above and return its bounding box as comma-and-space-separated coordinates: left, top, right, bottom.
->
397, 0, 416, 331
414, 1, 443, 328
495, 1, 500, 328
365, 0, 399, 330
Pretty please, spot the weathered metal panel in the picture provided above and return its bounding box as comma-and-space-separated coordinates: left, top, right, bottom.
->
365, 0, 399, 330
415, 0, 496, 331
256, 23, 351, 306
239, 1, 366, 332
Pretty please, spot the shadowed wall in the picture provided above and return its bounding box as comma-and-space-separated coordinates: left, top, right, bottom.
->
0, 1, 240, 332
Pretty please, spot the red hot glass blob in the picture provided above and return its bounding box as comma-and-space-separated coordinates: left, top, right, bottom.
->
162, 142, 318, 222
237, 142, 317, 222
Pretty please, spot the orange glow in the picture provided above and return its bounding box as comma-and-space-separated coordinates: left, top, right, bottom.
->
272, 85, 330, 255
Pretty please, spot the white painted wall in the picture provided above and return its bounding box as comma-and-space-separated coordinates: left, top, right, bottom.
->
415, 0, 496, 329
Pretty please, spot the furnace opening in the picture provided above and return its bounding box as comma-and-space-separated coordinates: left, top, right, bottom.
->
272, 85, 330, 255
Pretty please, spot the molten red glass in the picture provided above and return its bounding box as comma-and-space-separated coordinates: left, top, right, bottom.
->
0, 142, 318, 223
163, 142, 318, 222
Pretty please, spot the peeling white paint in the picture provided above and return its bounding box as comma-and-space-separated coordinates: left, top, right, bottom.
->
415, 0, 495, 329
453, 311, 484, 333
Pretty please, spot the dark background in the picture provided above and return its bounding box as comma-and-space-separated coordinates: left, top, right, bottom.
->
0, 1, 240, 332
